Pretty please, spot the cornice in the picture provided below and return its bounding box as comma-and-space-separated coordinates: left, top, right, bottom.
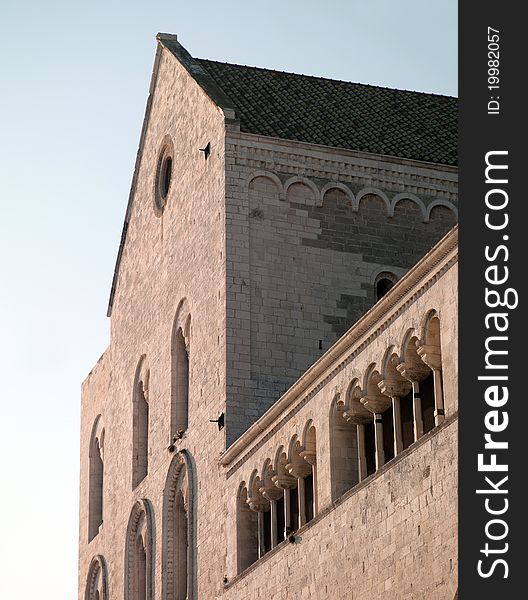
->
226, 131, 458, 201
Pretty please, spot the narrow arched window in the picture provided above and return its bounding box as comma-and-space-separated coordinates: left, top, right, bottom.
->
88, 416, 104, 542
236, 484, 258, 573
85, 555, 108, 600
163, 452, 195, 599
417, 314, 445, 430
375, 272, 397, 301
124, 499, 153, 600
330, 399, 359, 500
89, 439, 104, 541
133, 358, 149, 489
171, 327, 189, 434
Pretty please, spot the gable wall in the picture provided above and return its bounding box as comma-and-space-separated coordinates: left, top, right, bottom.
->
78, 47, 229, 599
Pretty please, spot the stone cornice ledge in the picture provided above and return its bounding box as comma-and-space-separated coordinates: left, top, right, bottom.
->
228, 130, 459, 176
219, 225, 458, 468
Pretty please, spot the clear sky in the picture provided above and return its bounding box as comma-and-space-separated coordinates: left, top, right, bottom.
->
0, 1, 456, 597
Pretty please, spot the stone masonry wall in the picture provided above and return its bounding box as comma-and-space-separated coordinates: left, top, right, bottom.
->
78, 46, 229, 599
225, 133, 458, 443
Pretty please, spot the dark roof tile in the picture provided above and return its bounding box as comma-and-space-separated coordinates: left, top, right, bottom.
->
196, 59, 458, 165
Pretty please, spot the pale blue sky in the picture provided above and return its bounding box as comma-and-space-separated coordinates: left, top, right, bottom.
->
0, 1, 456, 597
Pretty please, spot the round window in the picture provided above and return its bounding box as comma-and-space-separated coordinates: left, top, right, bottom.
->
154, 138, 174, 213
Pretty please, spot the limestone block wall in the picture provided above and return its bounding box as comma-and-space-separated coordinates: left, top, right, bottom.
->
224, 133, 458, 442
221, 227, 458, 598
78, 44, 229, 599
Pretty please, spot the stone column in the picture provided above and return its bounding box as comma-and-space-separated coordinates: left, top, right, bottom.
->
417, 343, 445, 426
396, 361, 430, 442
259, 478, 283, 548
286, 460, 311, 527
272, 472, 297, 537
247, 490, 269, 558
343, 400, 372, 482
378, 378, 412, 456
360, 394, 391, 470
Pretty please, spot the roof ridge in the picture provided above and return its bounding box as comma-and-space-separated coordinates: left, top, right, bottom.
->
196, 57, 458, 100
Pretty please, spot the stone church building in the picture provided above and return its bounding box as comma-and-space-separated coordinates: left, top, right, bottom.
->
79, 34, 458, 599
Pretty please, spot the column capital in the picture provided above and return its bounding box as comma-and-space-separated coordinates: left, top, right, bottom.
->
259, 480, 283, 502
342, 397, 372, 425
416, 343, 442, 371
286, 460, 312, 479
378, 377, 411, 398
360, 394, 391, 415
271, 473, 297, 490
395, 360, 430, 383
299, 450, 316, 467
260, 466, 284, 501
247, 487, 270, 512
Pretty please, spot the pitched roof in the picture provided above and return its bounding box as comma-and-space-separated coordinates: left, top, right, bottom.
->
195, 59, 457, 165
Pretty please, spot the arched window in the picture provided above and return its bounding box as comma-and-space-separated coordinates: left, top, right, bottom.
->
271, 449, 297, 541
286, 438, 314, 528
376, 278, 394, 300
417, 314, 445, 429
246, 473, 271, 559
171, 301, 191, 437
163, 451, 195, 600
88, 416, 104, 542
396, 333, 433, 443
330, 394, 359, 500
132, 357, 149, 489
85, 555, 108, 600
124, 499, 153, 600
360, 368, 392, 471
374, 272, 397, 301
341, 381, 375, 481
236, 484, 258, 573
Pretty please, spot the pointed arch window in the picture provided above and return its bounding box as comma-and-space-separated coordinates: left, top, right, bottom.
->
133, 357, 150, 489
171, 301, 191, 437
88, 416, 104, 542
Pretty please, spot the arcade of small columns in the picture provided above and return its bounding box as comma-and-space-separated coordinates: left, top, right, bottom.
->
236, 312, 445, 573
237, 424, 318, 573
